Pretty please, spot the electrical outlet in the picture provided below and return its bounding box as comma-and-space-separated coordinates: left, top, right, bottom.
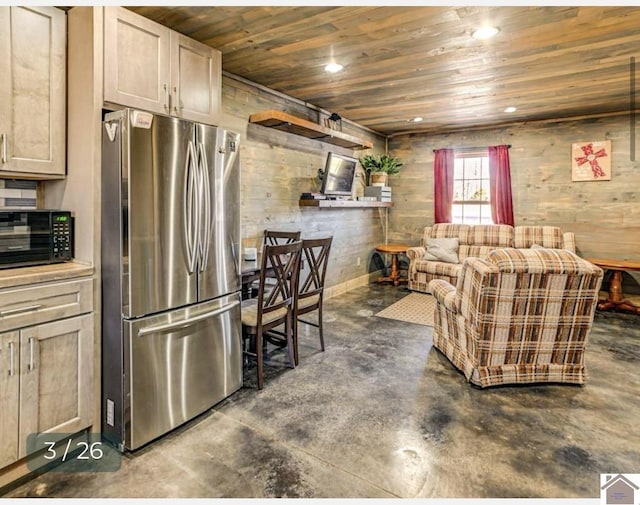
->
106, 399, 115, 426
356, 257, 361, 266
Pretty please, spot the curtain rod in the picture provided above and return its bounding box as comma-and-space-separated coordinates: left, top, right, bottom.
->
432, 145, 511, 153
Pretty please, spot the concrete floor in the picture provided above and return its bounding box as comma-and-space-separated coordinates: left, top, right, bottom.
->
3, 284, 639, 498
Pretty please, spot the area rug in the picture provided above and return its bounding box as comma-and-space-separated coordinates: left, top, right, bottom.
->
375, 292, 436, 327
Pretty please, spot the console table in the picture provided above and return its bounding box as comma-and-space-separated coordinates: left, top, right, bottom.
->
585, 257, 640, 315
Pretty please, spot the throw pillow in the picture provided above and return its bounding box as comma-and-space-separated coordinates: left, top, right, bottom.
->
422, 237, 459, 264
531, 243, 563, 251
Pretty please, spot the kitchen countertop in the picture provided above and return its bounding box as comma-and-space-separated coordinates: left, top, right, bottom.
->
0, 261, 94, 289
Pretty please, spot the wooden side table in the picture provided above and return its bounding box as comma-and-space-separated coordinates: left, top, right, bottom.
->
375, 243, 408, 286
586, 257, 640, 315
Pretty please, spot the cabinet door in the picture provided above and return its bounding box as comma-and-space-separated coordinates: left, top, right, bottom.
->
18, 314, 93, 459
104, 6, 171, 114
0, 331, 20, 468
0, 9, 8, 153
170, 32, 222, 126
0, 7, 66, 177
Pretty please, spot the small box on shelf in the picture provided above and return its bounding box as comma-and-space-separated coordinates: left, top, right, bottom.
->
364, 186, 392, 202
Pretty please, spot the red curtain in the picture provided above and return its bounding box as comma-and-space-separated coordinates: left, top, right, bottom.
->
488, 145, 514, 226
433, 148, 454, 223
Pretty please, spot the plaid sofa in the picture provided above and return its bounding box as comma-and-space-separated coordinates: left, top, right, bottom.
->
429, 247, 603, 387
406, 224, 576, 293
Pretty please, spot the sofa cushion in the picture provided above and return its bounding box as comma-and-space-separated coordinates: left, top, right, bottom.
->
465, 224, 514, 247
485, 247, 600, 275
514, 226, 564, 249
423, 238, 460, 263
427, 223, 470, 243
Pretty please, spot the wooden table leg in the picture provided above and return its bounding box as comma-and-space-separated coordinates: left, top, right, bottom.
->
597, 270, 640, 314
377, 252, 401, 284
377, 252, 394, 284
375, 246, 409, 286
390, 253, 399, 286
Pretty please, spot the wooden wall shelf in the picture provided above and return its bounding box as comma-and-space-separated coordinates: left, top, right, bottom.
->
299, 199, 392, 208
249, 110, 373, 150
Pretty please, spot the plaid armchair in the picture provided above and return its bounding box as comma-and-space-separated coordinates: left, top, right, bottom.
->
429, 247, 603, 388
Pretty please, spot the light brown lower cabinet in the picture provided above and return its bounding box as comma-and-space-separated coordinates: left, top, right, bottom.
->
0, 330, 20, 468
0, 314, 93, 469
0, 278, 93, 472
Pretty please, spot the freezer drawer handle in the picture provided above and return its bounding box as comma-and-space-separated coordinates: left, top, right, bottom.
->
137, 300, 240, 337
0, 304, 43, 317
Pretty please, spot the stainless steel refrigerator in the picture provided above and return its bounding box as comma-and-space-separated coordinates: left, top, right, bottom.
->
101, 108, 242, 451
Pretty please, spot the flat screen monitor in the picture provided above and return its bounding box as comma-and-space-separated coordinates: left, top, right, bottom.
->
320, 152, 358, 197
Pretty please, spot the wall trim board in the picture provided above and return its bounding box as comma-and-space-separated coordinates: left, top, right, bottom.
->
324, 271, 381, 300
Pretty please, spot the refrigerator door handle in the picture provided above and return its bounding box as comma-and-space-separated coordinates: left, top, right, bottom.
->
195, 143, 204, 269
197, 142, 212, 272
137, 300, 240, 337
184, 140, 198, 273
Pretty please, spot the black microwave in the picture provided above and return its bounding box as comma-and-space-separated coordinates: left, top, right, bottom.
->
0, 210, 73, 269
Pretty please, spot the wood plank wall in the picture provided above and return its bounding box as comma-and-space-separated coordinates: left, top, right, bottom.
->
221, 74, 388, 290
388, 115, 640, 288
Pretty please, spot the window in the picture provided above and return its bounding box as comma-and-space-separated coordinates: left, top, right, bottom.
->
452, 151, 493, 225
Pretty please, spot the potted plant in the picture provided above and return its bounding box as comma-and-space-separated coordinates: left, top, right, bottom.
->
359, 153, 403, 186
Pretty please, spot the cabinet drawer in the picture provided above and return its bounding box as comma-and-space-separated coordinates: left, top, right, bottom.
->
0, 278, 92, 332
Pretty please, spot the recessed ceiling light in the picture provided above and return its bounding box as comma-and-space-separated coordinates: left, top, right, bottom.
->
324, 62, 343, 73
411, 117, 423, 123
472, 26, 500, 40
504, 106, 517, 113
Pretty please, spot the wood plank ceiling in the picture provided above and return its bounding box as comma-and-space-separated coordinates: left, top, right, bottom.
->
129, 6, 640, 136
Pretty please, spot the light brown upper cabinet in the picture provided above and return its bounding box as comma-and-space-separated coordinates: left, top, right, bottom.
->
104, 7, 222, 126
0, 7, 66, 178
